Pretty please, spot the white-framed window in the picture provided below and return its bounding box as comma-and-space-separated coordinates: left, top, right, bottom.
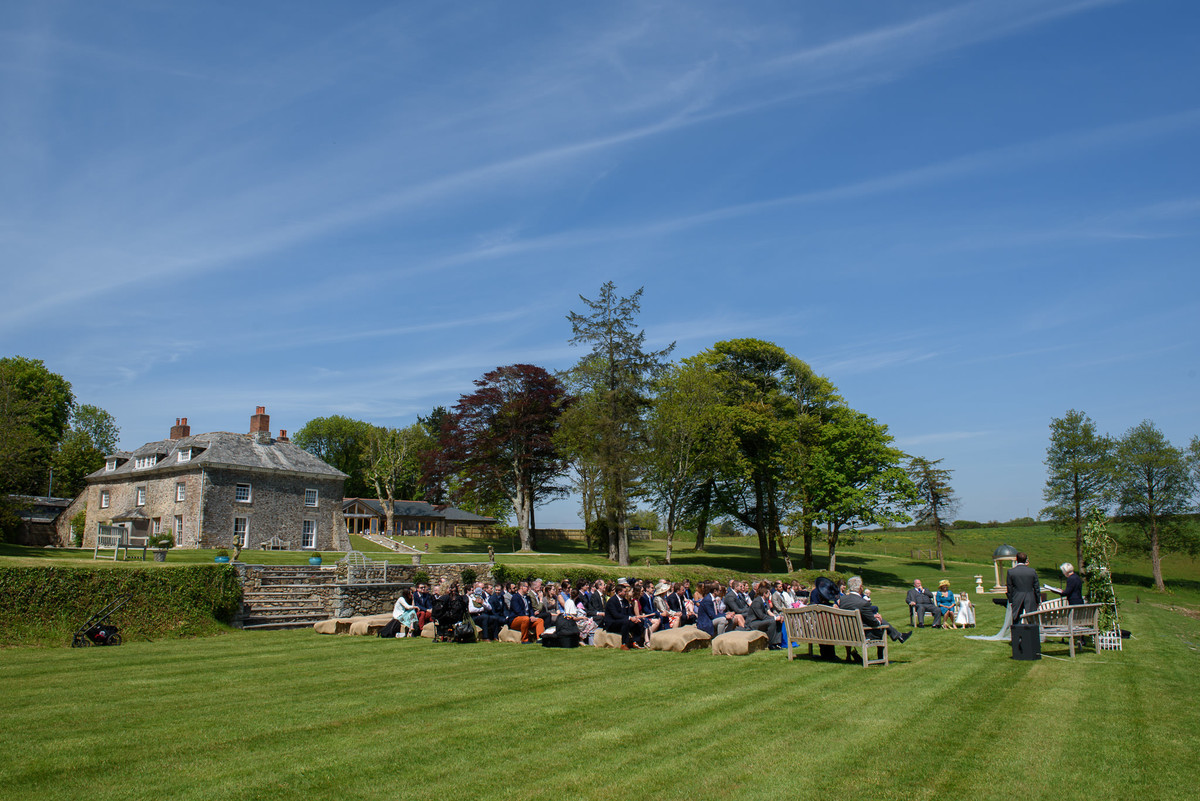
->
234, 517, 248, 547
176, 482, 186, 502
136, 487, 146, 506
302, 520, 316, 549
134, 455, 158, 469
152, 517, 162, 534
105, 459, 117, 472
177, 448, 191, 463
100, 490, 110, 509
174, 515, 183, 544
304, 488, 318, 507
235, 484, 251, 503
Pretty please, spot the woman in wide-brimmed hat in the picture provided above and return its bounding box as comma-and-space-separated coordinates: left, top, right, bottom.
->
935, 580, 957, 627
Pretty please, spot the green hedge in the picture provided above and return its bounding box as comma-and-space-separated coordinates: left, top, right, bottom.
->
0, 564, 242, 647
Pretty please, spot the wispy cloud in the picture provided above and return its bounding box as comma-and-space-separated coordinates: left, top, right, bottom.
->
895, 430, 993, 449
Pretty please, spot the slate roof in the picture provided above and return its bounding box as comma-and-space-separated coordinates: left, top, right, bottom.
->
91, 432, 348, 481
343, 497, 497, 524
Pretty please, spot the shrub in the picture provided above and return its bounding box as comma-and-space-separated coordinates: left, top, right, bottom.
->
412, 569, 430, 586
0, 564, 242, 646
460, 567, 478, 586
70, 511, 86, 547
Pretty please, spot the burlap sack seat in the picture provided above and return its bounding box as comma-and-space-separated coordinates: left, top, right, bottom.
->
711, 629, 769, 656
421, 622, 437, 639
348, 614, 394, 636
497, 626, 523, 644
593, 629, 624, 649
649, 625, 711, 652
313, 618, 340, 635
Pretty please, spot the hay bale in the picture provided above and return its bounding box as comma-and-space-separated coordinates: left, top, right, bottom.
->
348, 614, 393, 636
593, 630, 624, 649
649, 625, 712, 652
421, 622, 437, 639
711, 629, 769, 656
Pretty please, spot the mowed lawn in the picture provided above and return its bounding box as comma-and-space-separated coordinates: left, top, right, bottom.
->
2, 591, 1198, 801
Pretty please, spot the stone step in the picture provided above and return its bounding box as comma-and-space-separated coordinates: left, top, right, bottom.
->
240, 619, 325, 630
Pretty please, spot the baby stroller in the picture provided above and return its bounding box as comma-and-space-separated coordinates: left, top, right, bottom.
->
71, 595, 131, 648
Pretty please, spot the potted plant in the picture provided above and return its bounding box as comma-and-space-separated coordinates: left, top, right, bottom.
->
308, 551, 323, 566
214, 548, 231, 564
148, 529, 175, 562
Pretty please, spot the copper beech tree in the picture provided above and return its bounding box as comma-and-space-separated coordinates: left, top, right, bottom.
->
438, 364, 571, 552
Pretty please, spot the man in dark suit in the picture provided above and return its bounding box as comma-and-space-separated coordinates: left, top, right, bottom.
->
666, 582, 696, 626
508, 582, 544, 643
906, 579, 942, 627
603, 584, 646, 649
723, 581, 751, 630
583, 579, 607, 626
839, 576, 910, 643
747, 583, 781, 649
1007, 552, 1041, 624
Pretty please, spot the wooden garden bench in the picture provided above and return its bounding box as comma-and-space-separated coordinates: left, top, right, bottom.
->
260, 535, 291, 551
778, 605, 889, 667
1020, 602, 1103, 657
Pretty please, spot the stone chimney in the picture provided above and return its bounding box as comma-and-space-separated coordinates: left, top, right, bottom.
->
250, 406, 271, 443
278, 429, 289, 442
170, 417, 191, 440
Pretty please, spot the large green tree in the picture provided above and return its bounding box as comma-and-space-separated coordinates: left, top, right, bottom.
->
0, 356, 74, 497
51, 405, 121, 498
907, 456, 958, 571
644, 361, 726, 564
1041, 409, 1114, 568
1112, 421, 1196, 592
561, 282, 673, 566
362, 424, 429, 538
696, 338, 839, 572
293, 415, 374, 498
805, 407, 917, 572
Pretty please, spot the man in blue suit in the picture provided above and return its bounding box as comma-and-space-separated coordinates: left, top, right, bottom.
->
695, 581, 726, 637
666, 582, 696, 626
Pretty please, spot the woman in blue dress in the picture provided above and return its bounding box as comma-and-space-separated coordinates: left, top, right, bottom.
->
935, 580, 956, 627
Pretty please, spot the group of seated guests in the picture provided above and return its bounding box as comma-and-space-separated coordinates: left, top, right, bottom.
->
388, 573, 923, 651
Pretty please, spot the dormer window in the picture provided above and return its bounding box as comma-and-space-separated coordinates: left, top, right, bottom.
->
106, 459, 117, 472
177, 448, 191, 463
134, 455, 158, 469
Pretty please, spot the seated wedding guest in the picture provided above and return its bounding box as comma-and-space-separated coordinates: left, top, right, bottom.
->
468, 587, 498, 641
907, 579, 943, 627
636, 582, 663, 642
603, 583, 647, 650
666, 582, 696, 626
838, 576, 910, 644
652, 582, 678, 628
935, 580, 956, 626
562, 585, 597, 644
585, 579, 607, 626
389, 587, 418, 638
696, 581, 723, 636
723, 581, 750, 630
486, 584, 508, 633
770, 580, 793, 613
413, 582, 434, 631
748, 583, 782, 649
790, 580, 808, 605
508, 582, 545, 643
1049, 563, 1085, 605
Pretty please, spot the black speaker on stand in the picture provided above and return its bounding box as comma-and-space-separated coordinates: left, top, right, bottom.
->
1011, 624, 1040, 660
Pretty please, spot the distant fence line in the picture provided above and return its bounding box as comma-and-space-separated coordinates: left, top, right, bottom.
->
455, 526, 651, 542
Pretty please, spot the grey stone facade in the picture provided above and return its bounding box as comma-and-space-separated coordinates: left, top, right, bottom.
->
81, 409, 348, 552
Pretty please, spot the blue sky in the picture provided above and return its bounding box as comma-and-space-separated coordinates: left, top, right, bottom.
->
2, 0, 1197, 527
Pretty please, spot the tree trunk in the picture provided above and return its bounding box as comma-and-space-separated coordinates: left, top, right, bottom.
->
694, 482, 711, 551
513, 489, 533, 552
617, 501, 630, 567
766, 488, 778, 561
828, 524, 839, 572
802, 510, 814, 570
1151, 519, 1165, 592
528, 498, 537, 551
935, 517, 945, 571
755, 480, 770, 572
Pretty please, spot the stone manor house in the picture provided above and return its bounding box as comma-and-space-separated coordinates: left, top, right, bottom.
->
78, 407, 349, 552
